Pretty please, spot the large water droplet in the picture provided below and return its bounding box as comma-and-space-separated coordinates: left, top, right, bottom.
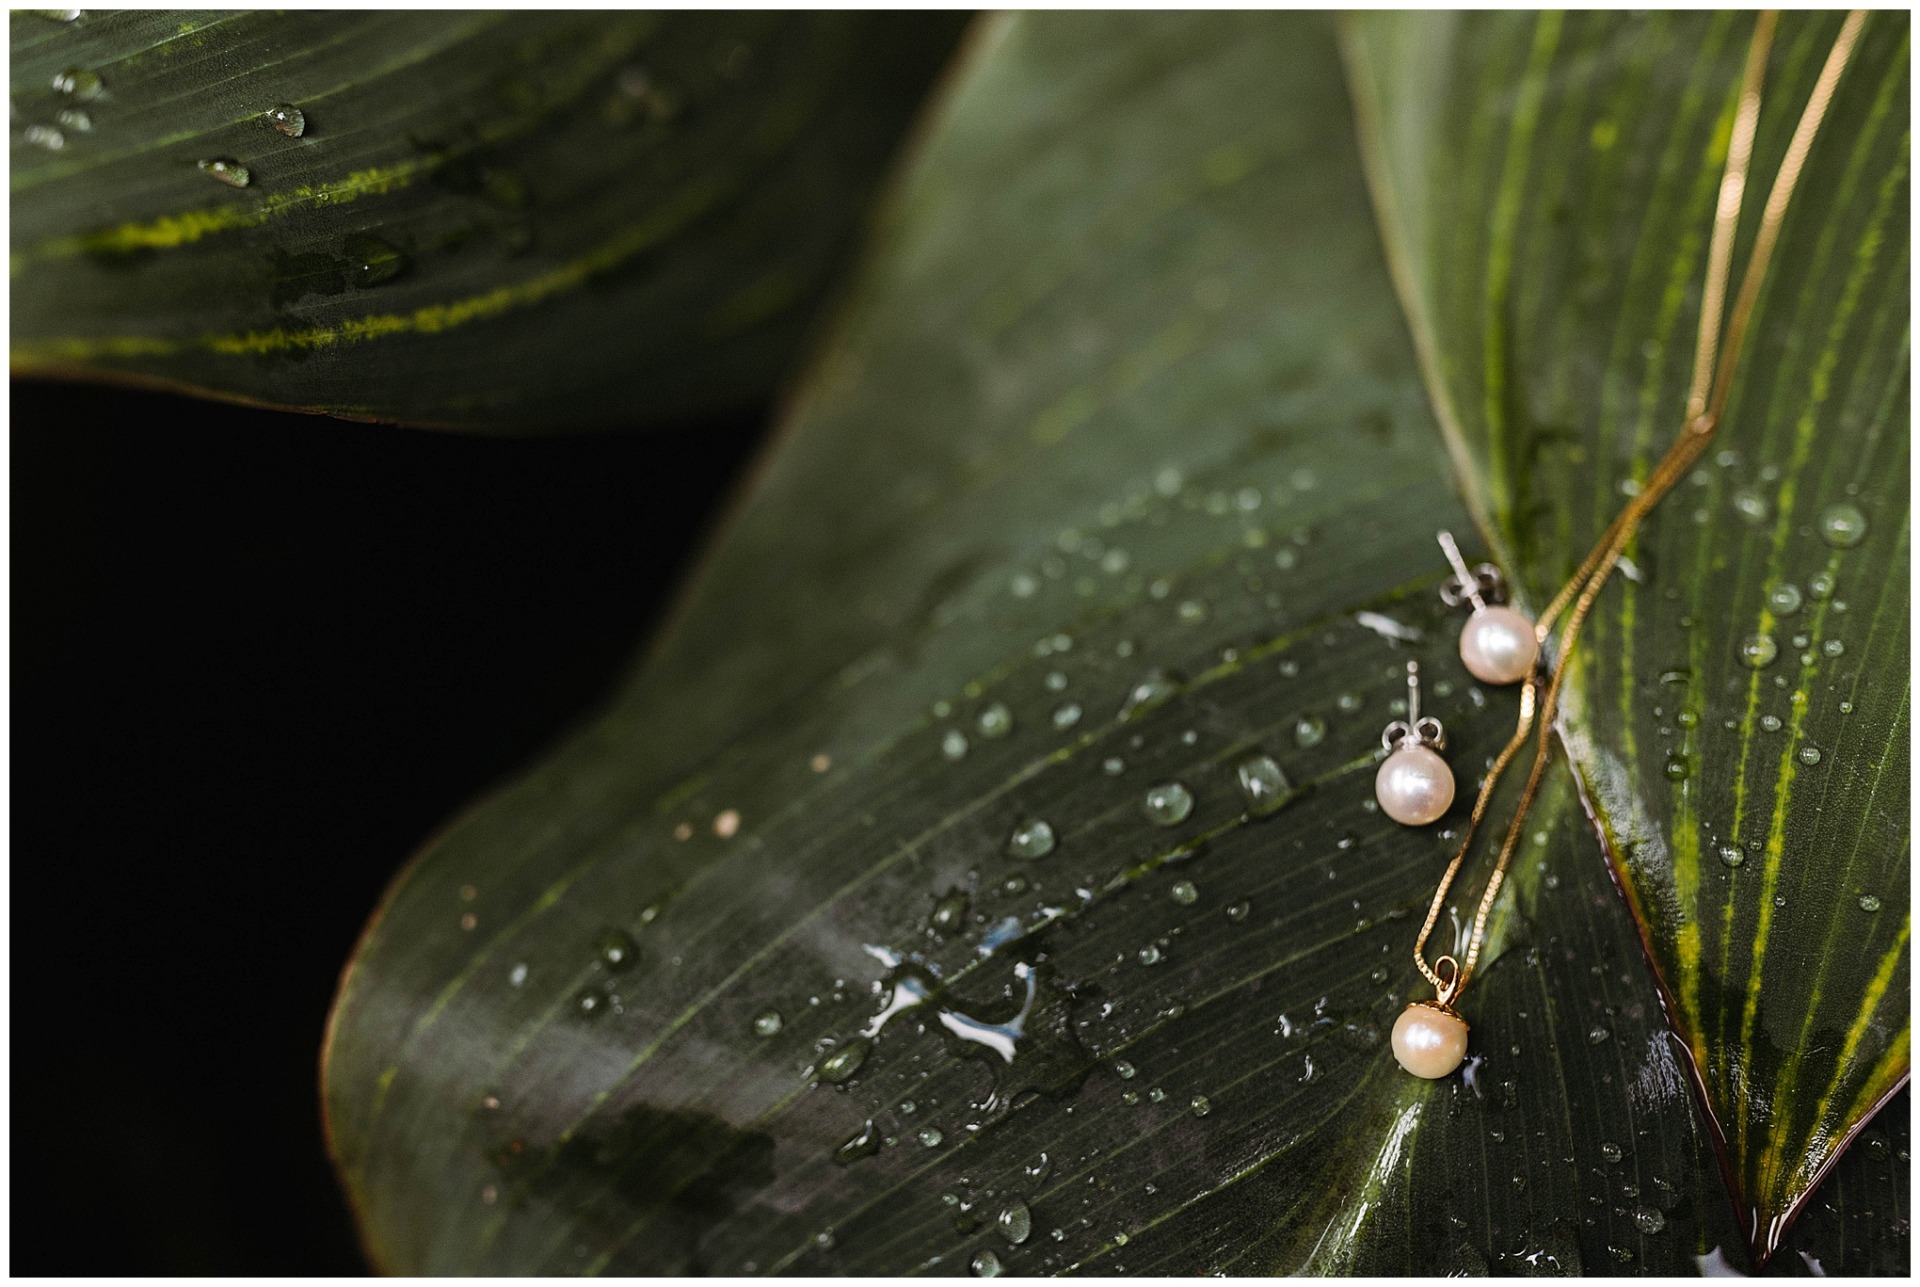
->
1738, 634, 1779, 668
816, 1038, 871, 1084
52, 66, 103, 100
1797, 745, 1822, 766
1006, 819, 1056, 859
753, 1008, 783, 1037
997, 1201, 1033, 1245
264, 102, 306, 137
597, 928, 637, 971
941, 729, 970, 760
1235, 754, 1292, 811
1818, 503, 1868, 547
1052, 702, 1082, 730
970, 1249, 1004, 1278
918, 1126, 944, 1148
1766, 583, 1803, 615
197, 157, 251, 187
1858, 894, 1882, 913
1718, 846, 1745, 870
1632, 1205, 1666, 1235
1189, 1094, 1212, 1117
23, 123, 64, 150
1292, 715, 1327, 749
1170, 880, 1199, 905
1142, 783, 1194, 826
978, 702, 1014, 738
1600, 1141, 1623, 1163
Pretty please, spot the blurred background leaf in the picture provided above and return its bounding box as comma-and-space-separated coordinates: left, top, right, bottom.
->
1345, 8, 1909, 1258
322, 10, 1906, 1276
9, 8, 967, 429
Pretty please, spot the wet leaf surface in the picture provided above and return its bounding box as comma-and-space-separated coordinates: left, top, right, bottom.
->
9, 9, 966, 429
323, 12, 1908, 1274
1346, 9, 1909, 1258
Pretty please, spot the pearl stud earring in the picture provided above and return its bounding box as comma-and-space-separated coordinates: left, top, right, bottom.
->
1374, 660, 1454, 826
1437, 531, 1538, 685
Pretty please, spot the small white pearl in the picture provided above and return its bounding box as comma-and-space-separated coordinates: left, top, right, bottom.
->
1374, 743, 1454, 825
1460, 605, 1538, 685
1392, 1003, 1468, 1078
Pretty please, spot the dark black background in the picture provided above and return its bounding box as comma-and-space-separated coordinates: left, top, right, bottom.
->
11, 379, 768, 1274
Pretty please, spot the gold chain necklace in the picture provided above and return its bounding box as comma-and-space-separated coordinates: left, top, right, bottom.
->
1394, 9, 1869, 1078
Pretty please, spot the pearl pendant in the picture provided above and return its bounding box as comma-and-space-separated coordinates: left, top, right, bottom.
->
1374, 743, 1454, 825
1392, 1001, 1469, 1078
1459, 605, 1538, 685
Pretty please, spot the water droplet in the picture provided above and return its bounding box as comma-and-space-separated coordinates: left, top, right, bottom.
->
1822, 638, 1845, 658
1601, 1141, 1623, 1163
345, 233, 406, 286
1818, 503, 1868, 547
54, 107, 90, 132
753, 1009, 784, 1037
1760, 714, 1783, 732
1588, 1025, 1611, 1045
1177, 599, 1208, 623
1858, 894, 1882, 913
1170, 880, 1199, 905
1292, 715, 1327, 748
970, 1249, 1004, 1278
1632, 1205, 1666, 1235
1102, 756, 1126, 775
1226, 899, 1251, 922
1114, 1059, 1136, 1079
574, 985, 608, 1019
264, 102, 306, 137
23, 123, 64, 150
1006, 819, 1056, 859
931, 890, 969, 933
1732, 486, 1770, 522
978, 702, 1014, 738
197, 157, 251, 187
1142, 783, 1194, 826
1189, 1094, 1212, 1117
998, 1200, 1033, 1244
1235, 754, 1292, 811
1718, 846, 1745, 870
816, 1038, 871, 1084
918, 1126, 944, 1148
1797, 745, 1822, 766
832, 1119, 880, 1165
1119, 670, 1181, 719
597, 928, 637, 971
1137, 945, 1162, 966
508, 961, 529, 986
1767, 583, 1804, 615
941, 729, 970, 760
1009, 572, 1038, 598
1052, 702, 1082, 730
1808, 571, 1836, 599
1664, 753, 1691, 781
52, 66, 103, 100
1738, 634, 1779, 668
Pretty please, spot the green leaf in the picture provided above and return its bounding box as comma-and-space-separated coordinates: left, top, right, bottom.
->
1344, 8, 1909, 1257
323, 10, 1907, 1275
8, 9, 966, 429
